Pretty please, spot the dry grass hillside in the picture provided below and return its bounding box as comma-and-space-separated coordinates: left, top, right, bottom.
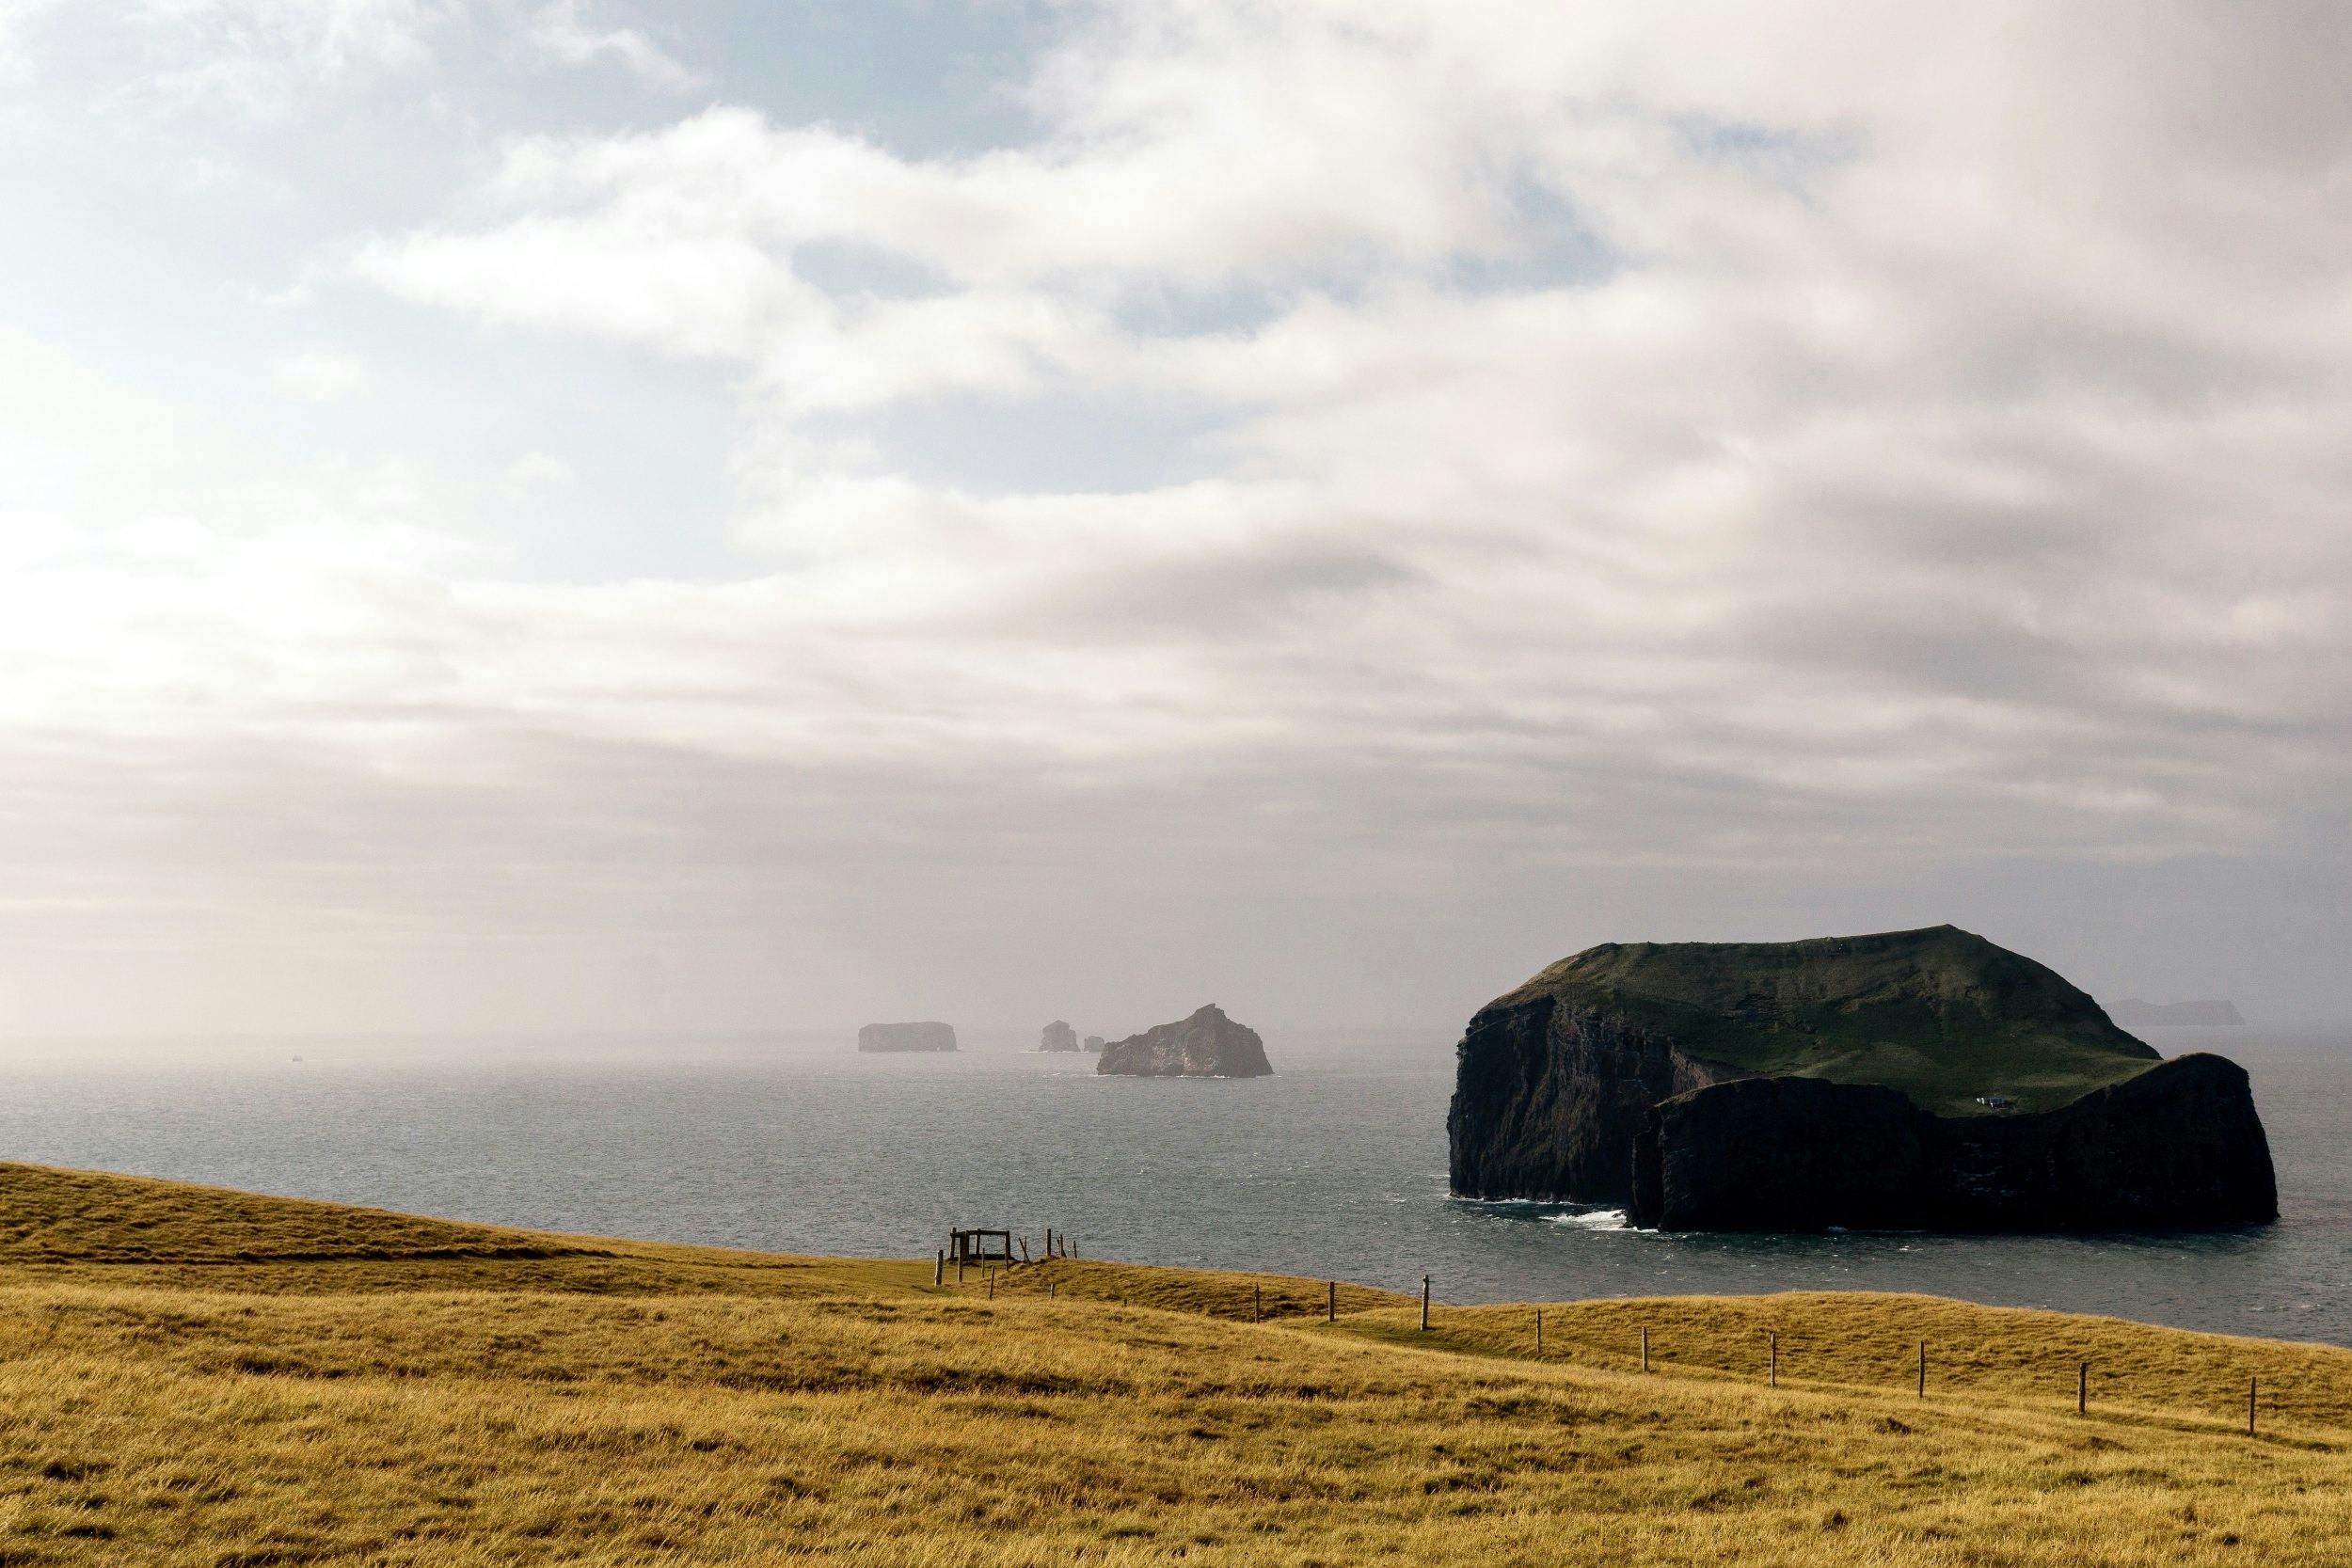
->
2, 1161, 2349, 1565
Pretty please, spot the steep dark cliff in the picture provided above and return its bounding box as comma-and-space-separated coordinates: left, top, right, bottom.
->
1451, 927, 2276, 1232
1629, 1054, 2276, 1231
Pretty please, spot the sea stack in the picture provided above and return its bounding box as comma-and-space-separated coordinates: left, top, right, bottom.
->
1448, 926, 2276, 1232
1082, 1035, 1104, 1052
1097, 1005, 1272, 1078
857, 1022, 958, 1053
1040, 1020, 1081, 1053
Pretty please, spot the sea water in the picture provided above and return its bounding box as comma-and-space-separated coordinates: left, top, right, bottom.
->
3, 1028, 2344, 1345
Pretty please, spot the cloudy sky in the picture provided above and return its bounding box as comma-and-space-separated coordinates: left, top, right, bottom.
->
3, 1, 2347, 1040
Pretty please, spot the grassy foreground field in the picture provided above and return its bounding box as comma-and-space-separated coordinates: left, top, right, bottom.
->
3, 1163, 2349, 1565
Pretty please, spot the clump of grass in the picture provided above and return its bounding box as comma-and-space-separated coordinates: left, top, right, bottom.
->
3, 1161, 2348, 1565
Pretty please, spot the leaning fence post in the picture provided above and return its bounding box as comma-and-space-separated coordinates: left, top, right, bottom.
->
986, 1269, 995, 1301
1021, 1238, 1032, 1264
1420, 1275, 1431, 1331
2077, 1360, 2089, 1416
1327, 1281, 1336, 1323
1535, 1308, 1543, 1354
1917, 1340, 1926, 1401
1049, 1281, 1057, 1299
1641, 1327, 1650, 1374
2249, 1375, 2258, 1437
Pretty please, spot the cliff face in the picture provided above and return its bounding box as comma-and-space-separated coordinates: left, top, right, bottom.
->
1629, 1054, 2277, 1231
1450, 927, 2276, 1232
1448, 995, 1740, 1202
1097, 1005, 1272, 1078
857, 1022, 957, 1053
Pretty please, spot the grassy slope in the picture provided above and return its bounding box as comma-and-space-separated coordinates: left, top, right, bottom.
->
1507, 924, 2162, 1115
5, 1164, 2351, 1566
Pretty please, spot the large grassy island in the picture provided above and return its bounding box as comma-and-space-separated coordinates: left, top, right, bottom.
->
2, 1162, 2348, 1564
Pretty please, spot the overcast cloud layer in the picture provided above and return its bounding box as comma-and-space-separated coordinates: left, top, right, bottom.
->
3, 1, 2348, 1038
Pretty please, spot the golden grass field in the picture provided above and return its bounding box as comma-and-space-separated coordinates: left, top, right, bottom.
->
4, 1161, 2349, 1565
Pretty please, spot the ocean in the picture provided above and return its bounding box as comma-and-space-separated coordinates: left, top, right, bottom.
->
4, 1027, 2345, 1345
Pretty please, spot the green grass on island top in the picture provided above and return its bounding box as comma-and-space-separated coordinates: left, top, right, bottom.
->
5, 1161, 2351, 1565
1505, 924, 2167, 1116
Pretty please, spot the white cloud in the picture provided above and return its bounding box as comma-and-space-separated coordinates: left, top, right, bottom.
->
8, 2, 2352, 1026
524, 0, 696, 89
271, 347, 372, 402
505, 451, 578, 489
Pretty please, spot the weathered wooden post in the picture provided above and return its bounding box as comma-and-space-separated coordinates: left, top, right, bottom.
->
1049, 1281, 1057, 1299
1253, 1284, 1262, 1323
934, 1248, 944, 1286
987, 1269, 995, 1300
1641, 1327, 1650, 1373
1770, 1330, 1778, 1388
1045, 1227, 1054, 1257
2077, 1360, 2089, 1416
1420, 1275, 1431, 1331
1021, 1237, 1033, 1263
1535, 1308, 1543, 1354
1917, 1340, 1926, 1400
1327, 1281, 1336, 1323
2249, 1375, 2258, 1436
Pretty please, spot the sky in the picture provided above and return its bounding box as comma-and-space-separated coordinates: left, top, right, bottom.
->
2, 1, 2347, 1041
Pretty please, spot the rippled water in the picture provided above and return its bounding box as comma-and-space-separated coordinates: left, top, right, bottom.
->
4, 1028, 2345, 1345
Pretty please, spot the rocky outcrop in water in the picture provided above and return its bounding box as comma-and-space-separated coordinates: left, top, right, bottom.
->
1097, 1004, 1272, 1078
1040, 1021, 1081, 1053
857, 1021, 958, 1053
1450, 927, 2276, 1232
1083, 1035, 1104, 1052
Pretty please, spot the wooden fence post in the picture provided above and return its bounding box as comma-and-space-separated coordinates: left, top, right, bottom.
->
1535, 1308, 1543, 1354
1253, 1284, 1262, 1323
1420, 1275, 1431, 1331
934, 1248, 944, 1286
1021, 1238, 1032, 1264
1769, 1330, 1778, 1388
1641, 1327, 1650, 1374
986, 1270, 995, 1301
2077, 1360, 2089, 1417
1049, 1281, 1057, 1299
1917, 1340, 1926, 1401
2249, 1375, 2258, 1437
1327, 1281, 1336, 1323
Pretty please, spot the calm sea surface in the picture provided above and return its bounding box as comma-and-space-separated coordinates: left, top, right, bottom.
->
4, 1028, 2346, 1345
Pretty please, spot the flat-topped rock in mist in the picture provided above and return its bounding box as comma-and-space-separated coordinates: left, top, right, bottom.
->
1040, 1020, 1081, 1053
2107, 998, 2246, 1028
1097, 1005, 1272, 1079
1451, 926, 2275, 1232
857, 1021, 957, 1053
1083, 1035, 1104, 1052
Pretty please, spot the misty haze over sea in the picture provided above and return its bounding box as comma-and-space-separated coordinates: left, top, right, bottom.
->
8, 1028, 2345, 1345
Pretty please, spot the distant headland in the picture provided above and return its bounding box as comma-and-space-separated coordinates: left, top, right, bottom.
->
1449, 926, 2276, 1232
857, 1021, 958, 1053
